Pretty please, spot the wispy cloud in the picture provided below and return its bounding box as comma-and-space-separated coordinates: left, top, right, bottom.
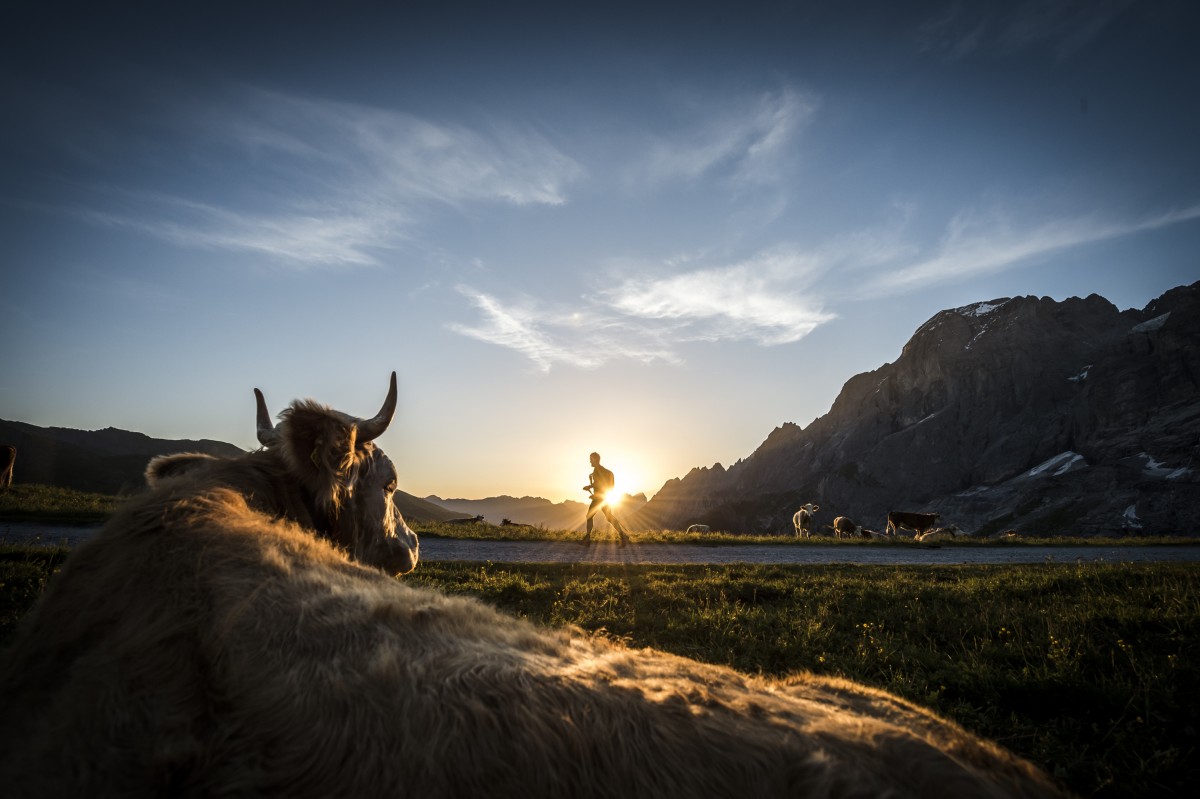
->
450, 197, 1200, 370
449, 287, 679, 373
605, 247, 836, 345
867, 202, 1200, 294
633, 88, 816, 188
77, 192, 401, 267
246, 92, 584, 208
73, 89, 585, 267
450, 245, 840, 370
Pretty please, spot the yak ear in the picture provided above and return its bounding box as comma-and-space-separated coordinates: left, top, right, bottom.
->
145, 452, 220, 487
279, 401, 358, 507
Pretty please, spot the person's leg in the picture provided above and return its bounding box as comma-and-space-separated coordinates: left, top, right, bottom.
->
602, 506, 632, 546
583, 498, 602, 542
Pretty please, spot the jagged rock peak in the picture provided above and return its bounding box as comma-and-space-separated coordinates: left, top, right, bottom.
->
635, 281, 1200, 536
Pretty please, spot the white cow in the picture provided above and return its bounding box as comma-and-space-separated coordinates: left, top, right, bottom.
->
792, 503, 820, 537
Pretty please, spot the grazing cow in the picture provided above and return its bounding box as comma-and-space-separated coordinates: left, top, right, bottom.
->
0, 486, 1067, 797
0, 444, 14, 491
445, 514, 487, 525
685, 523, 711, 533
144, 373, 418, 576
792, 502, 819, 537
886, 511, 941, 539
832, 515, 862, 538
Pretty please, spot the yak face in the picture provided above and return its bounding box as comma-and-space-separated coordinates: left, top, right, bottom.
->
142, 374, 418, 576
346, 447, 419, 576
257, 371, 419, 576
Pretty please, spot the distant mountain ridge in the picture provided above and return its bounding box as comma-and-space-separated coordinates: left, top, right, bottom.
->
429, 493, 649, 531
0, 420, 247, 495
627, 282, 1200, 536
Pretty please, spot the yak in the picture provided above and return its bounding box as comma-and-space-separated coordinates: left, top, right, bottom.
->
0, 379, 1066, 798
141, 373, 418, 576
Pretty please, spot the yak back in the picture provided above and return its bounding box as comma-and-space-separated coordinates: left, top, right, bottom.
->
0, 484, 1066, 799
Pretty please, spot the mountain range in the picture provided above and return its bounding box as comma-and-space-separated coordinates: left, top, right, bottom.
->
0, 417, 641, 529
4, 282, 1196, 536
623, 281, 1200, 536
427, 493, 649, 531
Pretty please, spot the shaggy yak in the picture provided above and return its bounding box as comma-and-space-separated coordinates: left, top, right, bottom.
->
0, 388, 1066, 798
144, 372, 418, 576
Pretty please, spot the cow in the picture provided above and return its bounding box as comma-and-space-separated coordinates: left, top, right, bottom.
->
886, 511, 941, 539
792, 502, 819, 537
0, 444, 14, 492
144, 372, 418, 576
685, 523, 711, 533
0, 480, 1067, 797
445, 514, 487, 525
832, 515, 863, 538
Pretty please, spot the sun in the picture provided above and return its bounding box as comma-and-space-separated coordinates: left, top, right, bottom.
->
604, 459, 646, 505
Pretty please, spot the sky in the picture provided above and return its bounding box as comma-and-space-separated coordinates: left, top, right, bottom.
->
2, 0, 1198, 504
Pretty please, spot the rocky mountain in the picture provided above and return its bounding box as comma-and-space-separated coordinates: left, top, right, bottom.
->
0, 420, 247, 495
629, 282, 1200, 536
429, 493, 649, 531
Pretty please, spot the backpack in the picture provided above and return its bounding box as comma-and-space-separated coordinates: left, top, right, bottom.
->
594, 466, 615, 493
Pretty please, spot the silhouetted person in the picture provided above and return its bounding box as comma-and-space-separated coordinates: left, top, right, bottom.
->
582, 451, 631, 548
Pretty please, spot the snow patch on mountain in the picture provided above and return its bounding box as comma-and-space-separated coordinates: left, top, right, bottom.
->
1026, 451, 1086, 478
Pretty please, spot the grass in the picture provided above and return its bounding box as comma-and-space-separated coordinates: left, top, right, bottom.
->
414, 520, 1194, 547
0, 484, 124, 524
3, 485, 1194, 545
406, 560, 1199, 797
3, 544, 1195, 797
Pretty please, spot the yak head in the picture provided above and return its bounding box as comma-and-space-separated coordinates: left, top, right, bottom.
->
256, 372, 419, 576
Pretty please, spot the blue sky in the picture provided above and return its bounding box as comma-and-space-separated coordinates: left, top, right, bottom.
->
3, 0, 1198, 503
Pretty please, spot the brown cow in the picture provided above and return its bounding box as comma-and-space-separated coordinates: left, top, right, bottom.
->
144, 372, 418, 575
0, 445, 14, 492
0, 460, 1066, 796
886, 510, 941, 538
832, 515, 866, 538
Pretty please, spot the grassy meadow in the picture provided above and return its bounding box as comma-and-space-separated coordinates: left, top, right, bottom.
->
2, 539, 1196, 797
3, 484, 1194, 545
3, 484, 1198, 795
0, 484, 122, 524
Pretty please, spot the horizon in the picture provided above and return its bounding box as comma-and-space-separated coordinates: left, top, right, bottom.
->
4, 1, 1199, 504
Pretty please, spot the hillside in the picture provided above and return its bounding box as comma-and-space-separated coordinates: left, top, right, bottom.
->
391, 491, 466, 524
629, 282, 1200, 536
0, 420, 247, 495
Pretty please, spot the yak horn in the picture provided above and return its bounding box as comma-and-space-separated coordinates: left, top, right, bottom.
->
356, 371, 398, 443
254, 388, 281, 446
